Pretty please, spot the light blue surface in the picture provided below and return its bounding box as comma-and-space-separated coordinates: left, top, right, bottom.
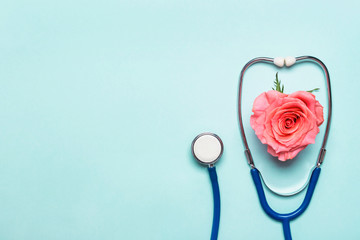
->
0, 0, 359, 239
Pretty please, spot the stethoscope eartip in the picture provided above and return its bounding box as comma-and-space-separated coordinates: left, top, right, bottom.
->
273, 56, 296, 67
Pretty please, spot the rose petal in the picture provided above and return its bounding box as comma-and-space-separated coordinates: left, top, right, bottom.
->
289, 91, 324, 125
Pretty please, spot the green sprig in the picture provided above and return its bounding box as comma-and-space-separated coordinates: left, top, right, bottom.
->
271, 73, 320, 93
306, 88, 320, 93
272, 72, 284, 93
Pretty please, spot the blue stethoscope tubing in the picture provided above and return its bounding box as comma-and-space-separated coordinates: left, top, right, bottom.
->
251, 167, 320, 239
238, 56, 332, 240
208, 166, 220, 240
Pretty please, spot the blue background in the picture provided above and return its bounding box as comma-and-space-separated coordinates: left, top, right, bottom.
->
1, 0, 359, 239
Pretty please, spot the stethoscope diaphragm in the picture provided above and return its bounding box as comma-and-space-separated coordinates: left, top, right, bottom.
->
192, 133, 223, 166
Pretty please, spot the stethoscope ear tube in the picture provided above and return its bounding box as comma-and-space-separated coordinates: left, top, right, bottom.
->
251, 167, 321, 240
238, 56, 332, 169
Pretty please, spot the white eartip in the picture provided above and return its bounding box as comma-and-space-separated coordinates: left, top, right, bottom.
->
273, 57, 285, 67
285, 56, 296, 67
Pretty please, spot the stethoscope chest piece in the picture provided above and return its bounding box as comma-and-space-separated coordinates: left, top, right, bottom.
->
192, 133, 223, 166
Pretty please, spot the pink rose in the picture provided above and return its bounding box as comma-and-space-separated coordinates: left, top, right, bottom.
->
250, 90, 324, 161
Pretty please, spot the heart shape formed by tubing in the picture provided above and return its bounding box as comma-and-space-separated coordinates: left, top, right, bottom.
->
238, 56, 332, 240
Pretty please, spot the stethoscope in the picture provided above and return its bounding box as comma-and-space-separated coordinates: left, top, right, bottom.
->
192, 56, 332, 240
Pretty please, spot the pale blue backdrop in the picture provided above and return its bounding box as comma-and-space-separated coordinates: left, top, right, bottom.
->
0, 0, 359, 239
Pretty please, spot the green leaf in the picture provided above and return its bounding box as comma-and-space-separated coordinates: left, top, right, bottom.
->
307, 88, 320, 93
273, 72, 284, 93
271, 73, 320, 93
